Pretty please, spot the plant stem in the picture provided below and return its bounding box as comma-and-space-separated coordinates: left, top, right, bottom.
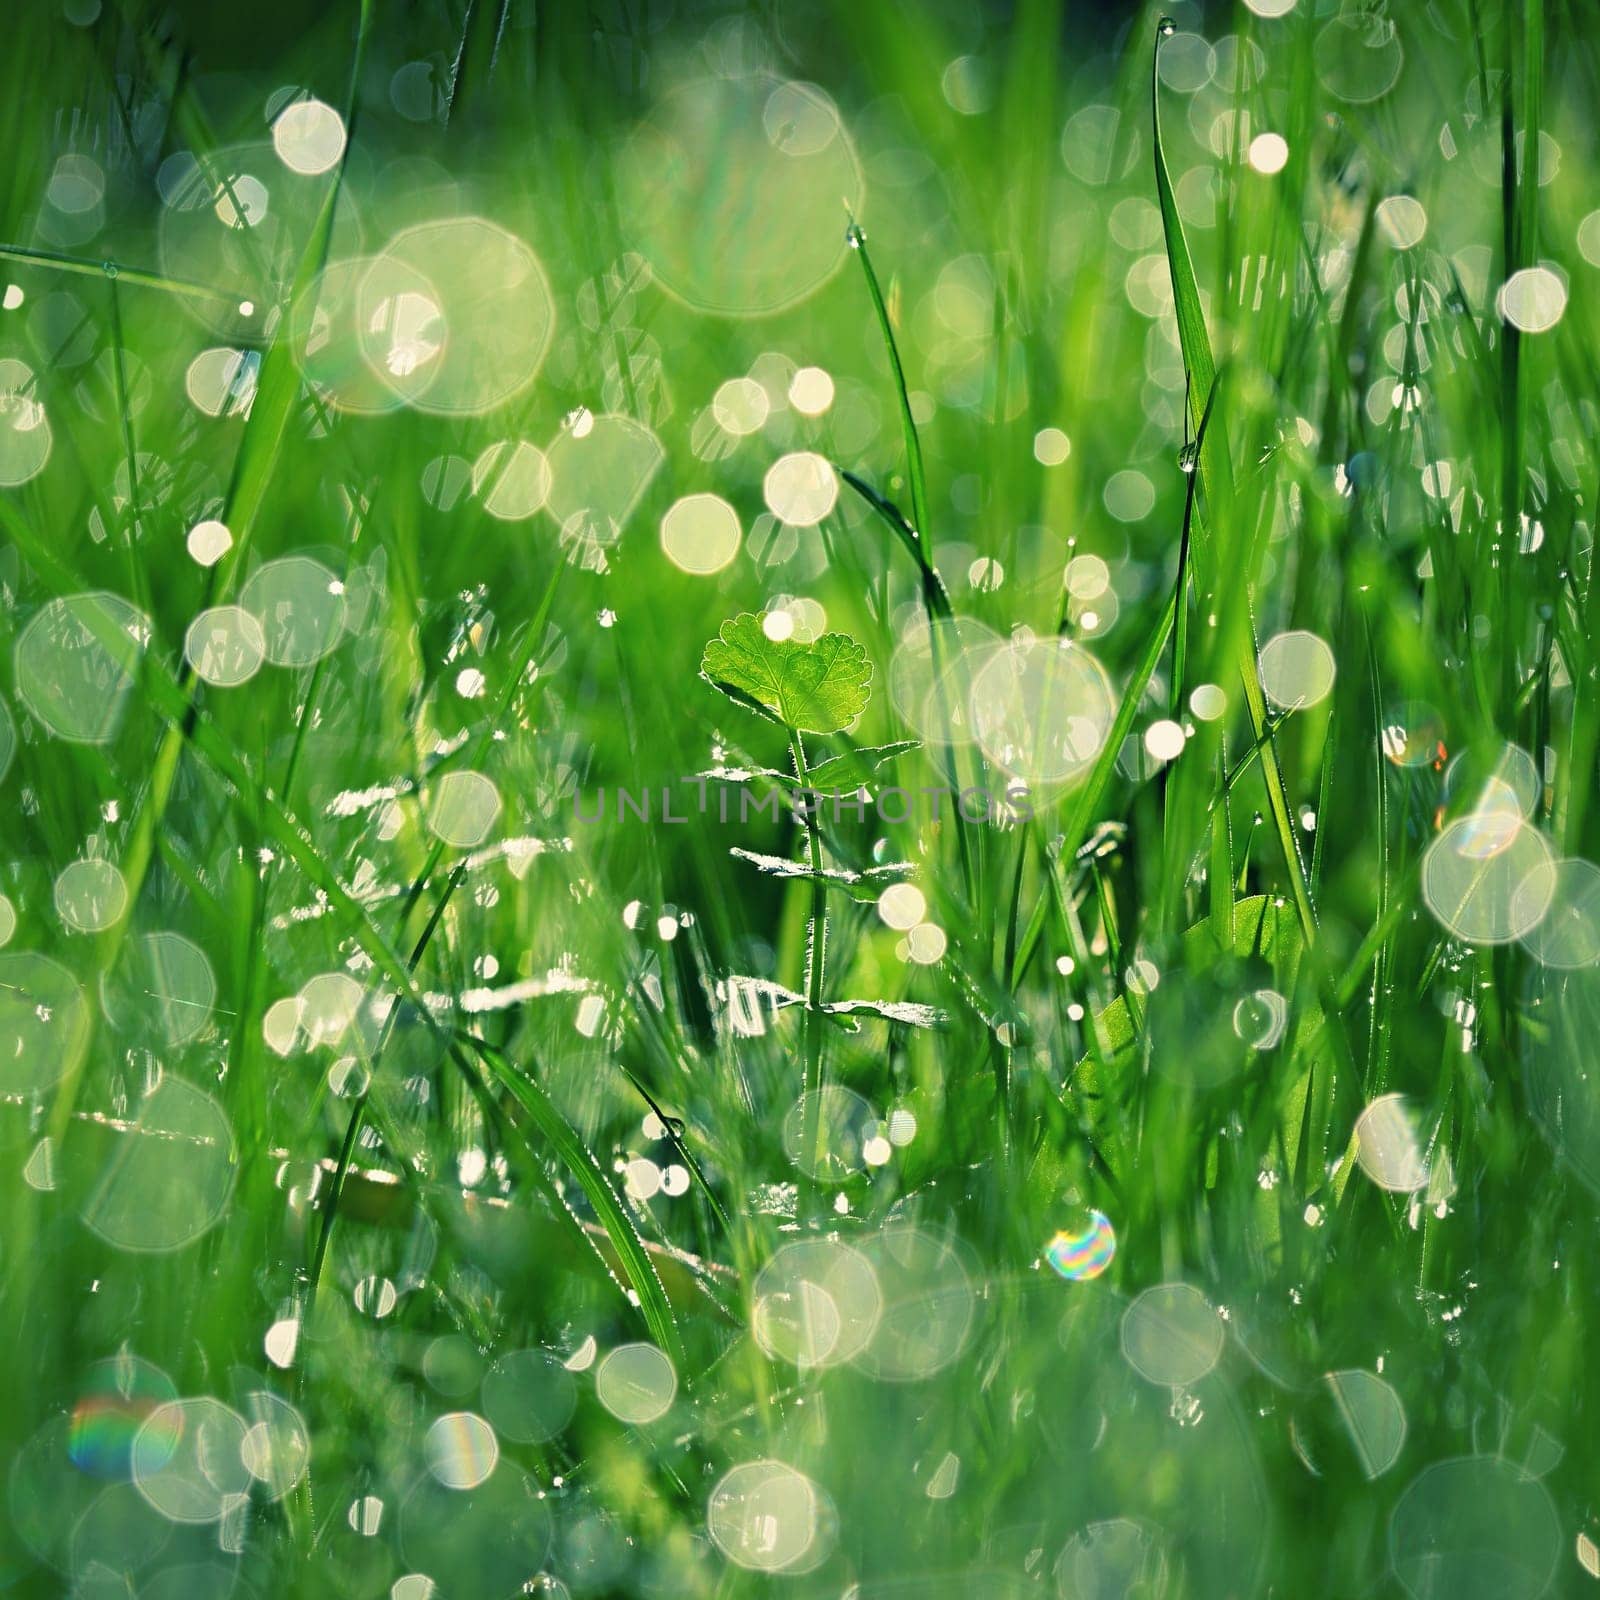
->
0, 240, 234, 301
788, 726, 828, 1196
306, 858, 469, 1317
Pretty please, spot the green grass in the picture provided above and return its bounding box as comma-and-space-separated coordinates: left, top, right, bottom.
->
1, 0, 1598, 1595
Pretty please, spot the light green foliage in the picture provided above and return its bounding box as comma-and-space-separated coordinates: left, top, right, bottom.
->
701, 612, 873, 734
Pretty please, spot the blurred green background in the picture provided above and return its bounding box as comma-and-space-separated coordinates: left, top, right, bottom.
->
1, 0, 1598, 1595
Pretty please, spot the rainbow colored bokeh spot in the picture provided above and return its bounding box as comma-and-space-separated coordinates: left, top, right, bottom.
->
67, 1356, 178, 1479
1045, 1210, 1116, 1282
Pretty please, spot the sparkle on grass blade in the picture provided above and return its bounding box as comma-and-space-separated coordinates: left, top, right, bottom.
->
1045, 1211, 1117, 1281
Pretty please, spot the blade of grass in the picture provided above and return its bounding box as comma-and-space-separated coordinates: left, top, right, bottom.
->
841, 223, 979, 911
0, 240, 235, 302
845, 217, 931, 551
447, 0, 511, 127
837, 466, 953, 620
306, 859, 471, 1313
1152, 18, 1233, 520
1152, 14, 1315, 944
465, 1037, 685, 1367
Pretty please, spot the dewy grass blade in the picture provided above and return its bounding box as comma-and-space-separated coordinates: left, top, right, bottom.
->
1009, 587, 1178, 989
1151, 14, 1315, 944
466, 1038, 685, 1368
306, 860, 471, 1314
214, 1, 375, 586
74, 566, 687, 1363
837, 466, 953, 619
1167, 375, 1218, 722
1062, 591, 1176, 866
86, 0, 378, 1069
1152, 17, 1232, 519
1162, 377, 1219, 933
837, 282, 975, 906
447, 0, 511, 126
846, 215, 932, 552
0, 241, 235, 302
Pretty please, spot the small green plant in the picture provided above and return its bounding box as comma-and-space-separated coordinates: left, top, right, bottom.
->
699, 611, 872, 736
700, 611, 900, 1198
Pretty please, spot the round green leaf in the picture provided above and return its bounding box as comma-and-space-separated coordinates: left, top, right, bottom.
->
700, 613, 871, 734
